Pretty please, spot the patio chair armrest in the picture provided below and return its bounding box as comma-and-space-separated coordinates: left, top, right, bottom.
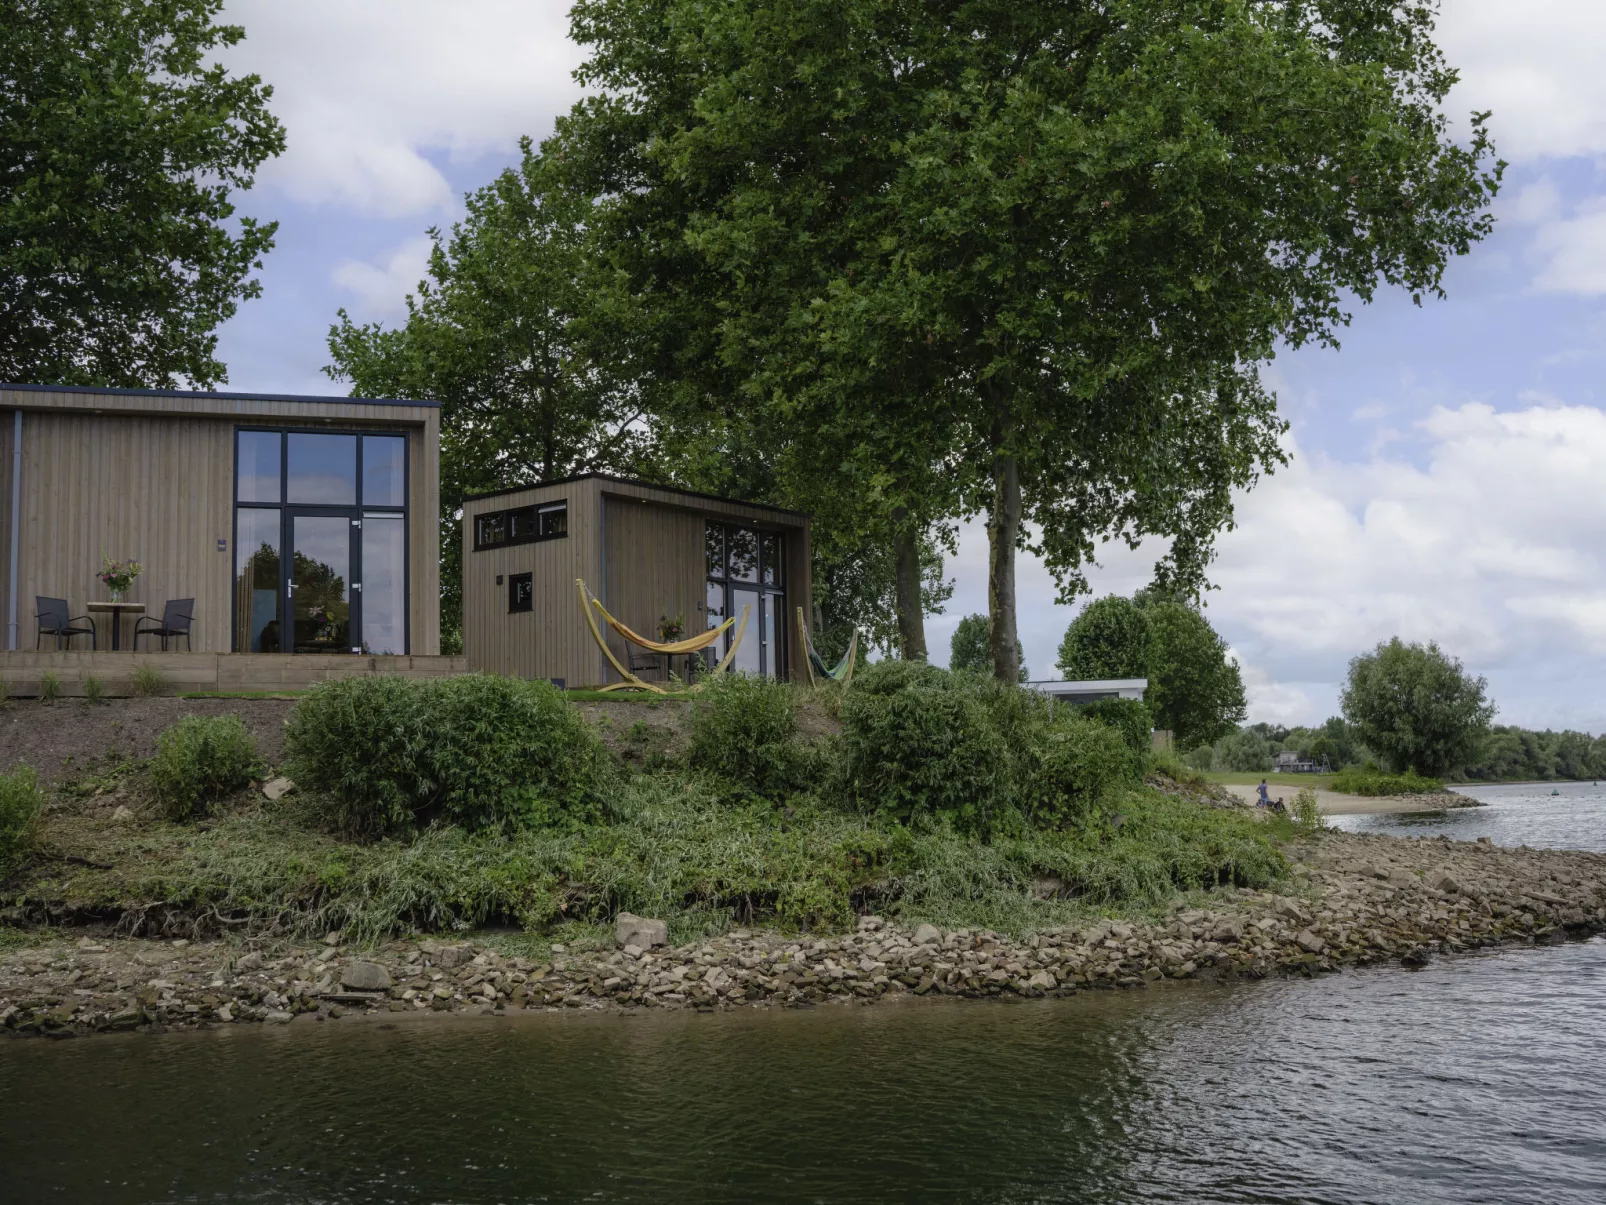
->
69, 614, 95, 627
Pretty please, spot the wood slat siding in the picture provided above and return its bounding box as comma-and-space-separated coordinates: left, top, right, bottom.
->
0, 387, 440, 656
0, 410, 14, 646
460, 475, 812, 685
0, 650, 468, 697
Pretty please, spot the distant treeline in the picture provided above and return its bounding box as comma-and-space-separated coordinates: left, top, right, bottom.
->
1187, 721, 1606, 783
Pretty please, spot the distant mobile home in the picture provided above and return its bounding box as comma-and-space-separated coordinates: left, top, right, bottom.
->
0, 382, 461, 693
460, 474, 813, 687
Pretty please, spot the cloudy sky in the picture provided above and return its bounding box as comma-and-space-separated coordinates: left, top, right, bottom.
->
211, 1, 1606, 733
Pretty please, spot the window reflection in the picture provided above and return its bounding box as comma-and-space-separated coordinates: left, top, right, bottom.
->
363, 436, 406, 507
237, 432, 280, 503
761, 533, 782, 586
705, 525, 725, 578
288, 433, 357, 505
362, 514, 406, 654
234, 508, 280, 652
728, 528, 759, 582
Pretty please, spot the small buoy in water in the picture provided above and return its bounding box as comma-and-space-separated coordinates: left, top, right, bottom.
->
1552, 789, 1560, 796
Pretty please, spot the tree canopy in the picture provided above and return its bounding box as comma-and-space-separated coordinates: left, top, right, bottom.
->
1341, 638, 1495, 777
1056, 596, 1152, 680
1144, 602, 1247, 749
552, 0, 1500, 681
1, 0, 284, 387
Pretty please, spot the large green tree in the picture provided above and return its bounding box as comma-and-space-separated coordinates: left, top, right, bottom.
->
1056, 596, 1152, 680
1144, 601, 1247, 748
556, 0, 1500, 682
1340, 637, 1495, 777
1, 0, 283, 386
948, 612, 1025, 680
327, 143, 657, 650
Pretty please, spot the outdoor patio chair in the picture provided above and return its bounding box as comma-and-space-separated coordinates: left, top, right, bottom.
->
133, 598, 195, 652
35, 596, 96, 650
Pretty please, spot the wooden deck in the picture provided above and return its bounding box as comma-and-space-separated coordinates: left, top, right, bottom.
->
0, 651, 469, 697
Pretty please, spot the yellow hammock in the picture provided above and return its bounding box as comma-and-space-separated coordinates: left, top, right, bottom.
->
576, 578, 749, 694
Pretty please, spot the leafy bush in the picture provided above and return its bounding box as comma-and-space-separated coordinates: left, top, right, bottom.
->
1182, 744, 1215, 771
688, 673, 801, 799
1056, 595, 1151, 679
83, 675, 105, 703
1025, 714, 1140, 828
0, 766, 42, 874
1331, 766, 1443, 796
1214, 727, 1272, 772
132, 663, 167, 697
39, 671, 61, 702
284, 674, 611, 835
1077, 697, 1153, 758
148, 715, 260, 821
1292, 786, 1323, 831
839, 660, 1013, 836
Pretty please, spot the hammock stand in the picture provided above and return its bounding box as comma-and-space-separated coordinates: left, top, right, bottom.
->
577, 578, 748, 694
796, 606, 858, 686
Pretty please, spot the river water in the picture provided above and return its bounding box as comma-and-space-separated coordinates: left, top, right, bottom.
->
4, 798, 1605, 1204
1328, 779, 1606, 852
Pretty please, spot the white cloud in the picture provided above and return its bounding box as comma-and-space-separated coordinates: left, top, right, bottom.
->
1440, 2, 1606, 162
221, 1, 585, 215
331, 235, 434, 316
1529, 200, 1606, 294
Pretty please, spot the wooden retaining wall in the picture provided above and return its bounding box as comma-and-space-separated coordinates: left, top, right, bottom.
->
0, 651, 469, 697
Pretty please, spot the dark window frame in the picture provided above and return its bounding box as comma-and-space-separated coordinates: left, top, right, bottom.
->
704, 520, 786, 678
474, 499, 569, 552
508, 572, 534, 613
231, 426, 410, 655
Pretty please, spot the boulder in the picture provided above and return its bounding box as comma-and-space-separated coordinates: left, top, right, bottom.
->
1210, 920, 1243, 944
615, 914, 668, 949
262, 776, 296, 802
425, 942, 474, 968
236, 952, 264, 972
341, 961, 392, 991
1027, 970, 1055, 990
1429, 871, 1461, 895
1295, 929, 1326, 954
912, 924, 942, 946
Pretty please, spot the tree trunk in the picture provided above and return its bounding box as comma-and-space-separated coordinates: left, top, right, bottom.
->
891, 518, 927, 661
987, 427, 1022, 684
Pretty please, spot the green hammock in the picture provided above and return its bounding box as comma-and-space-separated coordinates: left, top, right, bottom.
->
797, 607, 857, 685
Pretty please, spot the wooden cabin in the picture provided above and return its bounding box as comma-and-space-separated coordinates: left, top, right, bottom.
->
0, 383, 464, 694
461, 475, 812, 687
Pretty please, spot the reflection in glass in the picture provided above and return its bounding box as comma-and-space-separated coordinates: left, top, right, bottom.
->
728, 528, 759, 582
288, 433, 357, 505
761, 533, 782, 586
705, 524, 725, 578
731, 588, 761, 674
704, 581, 726, 670
236, 432, 281, 503
363, 436, 406, 507
292, 515, 351, 652
362, 514, 406, 654
234, 508, 280, 652
767, 595, 785, 678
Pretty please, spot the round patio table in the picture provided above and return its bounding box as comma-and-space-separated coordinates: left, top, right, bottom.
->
86, 601, 145, 652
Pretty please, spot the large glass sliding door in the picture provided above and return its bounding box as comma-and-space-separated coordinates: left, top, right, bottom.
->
704, 522, 785, 677
233, 429, 409, 654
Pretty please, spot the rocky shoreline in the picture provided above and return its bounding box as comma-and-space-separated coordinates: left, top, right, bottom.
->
3, 829, 1603, 1039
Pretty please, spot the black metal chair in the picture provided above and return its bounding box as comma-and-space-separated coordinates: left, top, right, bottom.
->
35, 596, 96, 650
134, 598, 195, 652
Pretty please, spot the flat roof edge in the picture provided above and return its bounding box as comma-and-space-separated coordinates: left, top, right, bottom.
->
463, 472, 810, 519
0, 382, 440, 409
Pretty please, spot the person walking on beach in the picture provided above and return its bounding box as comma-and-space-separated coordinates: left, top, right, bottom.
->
1257, 779, 1270, 808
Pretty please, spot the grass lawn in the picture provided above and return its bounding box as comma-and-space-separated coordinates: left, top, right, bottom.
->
1201, 770, 1340, 791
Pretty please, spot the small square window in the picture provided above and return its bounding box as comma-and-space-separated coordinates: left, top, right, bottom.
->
509, 572, 533, 613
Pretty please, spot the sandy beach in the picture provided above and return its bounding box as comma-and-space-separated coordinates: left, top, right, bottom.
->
1222, 784, 1476, 815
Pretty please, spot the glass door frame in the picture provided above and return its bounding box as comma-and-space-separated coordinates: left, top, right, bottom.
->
704, 522, 786, 679
231, 426, 411, 655
286, 507, 361, 655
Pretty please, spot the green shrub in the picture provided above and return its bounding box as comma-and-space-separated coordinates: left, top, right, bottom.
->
1182, 744, 1215, 771
839, 661, 1014, 836
82, 675, 105, 704
0, 766, 42, 874
284, 674, 610, 835
1292, 786, 1323, 831
148, 715, 260, 821
1331, 766, 1443, 796
1076, 697, 1154, 758
132, 663, 167, 697
1025, 713, 1140, 828
39, 672, 61, 703
688, 673, 801, 799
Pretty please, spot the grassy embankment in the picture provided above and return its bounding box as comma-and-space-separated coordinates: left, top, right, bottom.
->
1, 669, 1300, 948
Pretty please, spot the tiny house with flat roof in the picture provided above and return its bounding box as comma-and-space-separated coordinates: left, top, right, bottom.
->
0, 383, 463, 693
461, 474, 812, 687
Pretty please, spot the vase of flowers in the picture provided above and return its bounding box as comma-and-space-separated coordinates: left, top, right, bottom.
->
98, 552, 142, 603
658, 612, 686, 642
